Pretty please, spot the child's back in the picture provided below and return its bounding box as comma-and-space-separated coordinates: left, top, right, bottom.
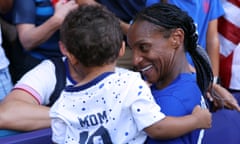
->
50, 69, 165, 143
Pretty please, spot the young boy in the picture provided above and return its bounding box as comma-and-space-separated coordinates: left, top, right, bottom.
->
49, 5, 211, 144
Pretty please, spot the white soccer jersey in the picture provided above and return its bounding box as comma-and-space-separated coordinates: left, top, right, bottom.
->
50, 70, 165, 144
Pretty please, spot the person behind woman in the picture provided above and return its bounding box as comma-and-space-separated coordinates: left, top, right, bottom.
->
127, 3, 213, 144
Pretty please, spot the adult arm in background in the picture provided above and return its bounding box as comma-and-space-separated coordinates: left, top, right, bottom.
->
0, 0, 13, 14
206, 19, 220, 77
0, 90, 50, 131
15, 0, 78, 51
207, 84, 240, 112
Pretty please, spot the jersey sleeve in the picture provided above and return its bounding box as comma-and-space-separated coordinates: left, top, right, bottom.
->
128, 75, 166, 131
14, 60, 57, 105
12, 0, 36, 24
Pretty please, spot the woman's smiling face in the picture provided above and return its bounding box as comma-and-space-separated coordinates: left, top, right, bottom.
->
127, 20, 177, 84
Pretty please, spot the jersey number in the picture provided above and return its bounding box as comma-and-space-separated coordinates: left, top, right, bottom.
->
79, 126, 113, 144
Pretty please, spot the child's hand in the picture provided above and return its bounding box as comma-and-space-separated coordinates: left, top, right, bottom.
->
192, 105, 212, 129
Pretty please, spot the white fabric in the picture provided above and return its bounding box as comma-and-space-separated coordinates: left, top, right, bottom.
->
14, 58, 72, 104
0, 25, 10, 70
50, 70, 165, 144
222, 0, 240, 27
219, 0, 240, 57
219, 34, 236, 57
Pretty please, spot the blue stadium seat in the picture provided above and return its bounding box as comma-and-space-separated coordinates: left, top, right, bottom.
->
0, 128, 52, 144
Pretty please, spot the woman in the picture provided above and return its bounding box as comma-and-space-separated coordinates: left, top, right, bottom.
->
127, 3, 213, 143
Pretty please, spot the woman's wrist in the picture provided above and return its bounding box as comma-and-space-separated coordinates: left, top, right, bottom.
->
213, 76, 220, 84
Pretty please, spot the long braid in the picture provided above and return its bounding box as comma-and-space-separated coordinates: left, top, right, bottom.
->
134, 3, 213, 95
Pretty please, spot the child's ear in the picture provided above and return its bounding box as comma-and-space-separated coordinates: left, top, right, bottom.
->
59, 41, 68, 56
59, 41, 78, 65
67, 53, 79, 66
118, 41, 126, 57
